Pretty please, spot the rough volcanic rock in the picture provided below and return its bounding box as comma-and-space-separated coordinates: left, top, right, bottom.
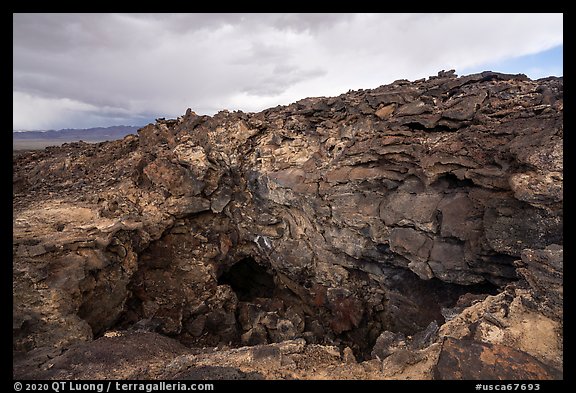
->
13, 71, 563, 379
434, 337, 562, 380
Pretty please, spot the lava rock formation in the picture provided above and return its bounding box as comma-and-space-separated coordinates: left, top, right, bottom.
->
13, 70, 563, 379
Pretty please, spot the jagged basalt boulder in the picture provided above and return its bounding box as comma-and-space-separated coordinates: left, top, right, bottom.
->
13, 70, 563, 379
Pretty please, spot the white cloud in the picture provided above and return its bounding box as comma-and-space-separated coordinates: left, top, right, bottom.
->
12, 91, 149, 130
13, 13, 563, 130
13, 92, 96, 130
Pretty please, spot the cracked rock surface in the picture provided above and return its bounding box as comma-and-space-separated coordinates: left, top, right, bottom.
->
13, 71, 562, 379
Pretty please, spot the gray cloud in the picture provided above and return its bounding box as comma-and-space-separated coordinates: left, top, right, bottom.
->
13, 13, 563, 130
242, 66, 327, 96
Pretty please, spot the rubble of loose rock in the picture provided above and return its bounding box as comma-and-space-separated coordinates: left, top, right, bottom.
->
13, 70, 562, 379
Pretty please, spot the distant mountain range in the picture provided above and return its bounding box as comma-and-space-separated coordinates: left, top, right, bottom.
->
13, 125, 142, 142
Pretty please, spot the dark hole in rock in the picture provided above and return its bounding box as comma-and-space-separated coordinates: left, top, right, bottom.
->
433, 172, 475, 189
109, 233, 505, 363
384, 269, 501, 336
218, 257, 275, 301
404, 122, 455, 132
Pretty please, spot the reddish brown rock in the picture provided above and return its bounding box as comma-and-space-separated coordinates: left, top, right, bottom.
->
434, 337, 562, 380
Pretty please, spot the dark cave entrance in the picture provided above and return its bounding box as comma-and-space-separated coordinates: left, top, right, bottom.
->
383, 269, 501, 335
217, 257, 275, 301
110, 231, 508, 362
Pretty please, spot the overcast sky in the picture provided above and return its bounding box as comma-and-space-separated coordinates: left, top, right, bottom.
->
13, 13, 563, 131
